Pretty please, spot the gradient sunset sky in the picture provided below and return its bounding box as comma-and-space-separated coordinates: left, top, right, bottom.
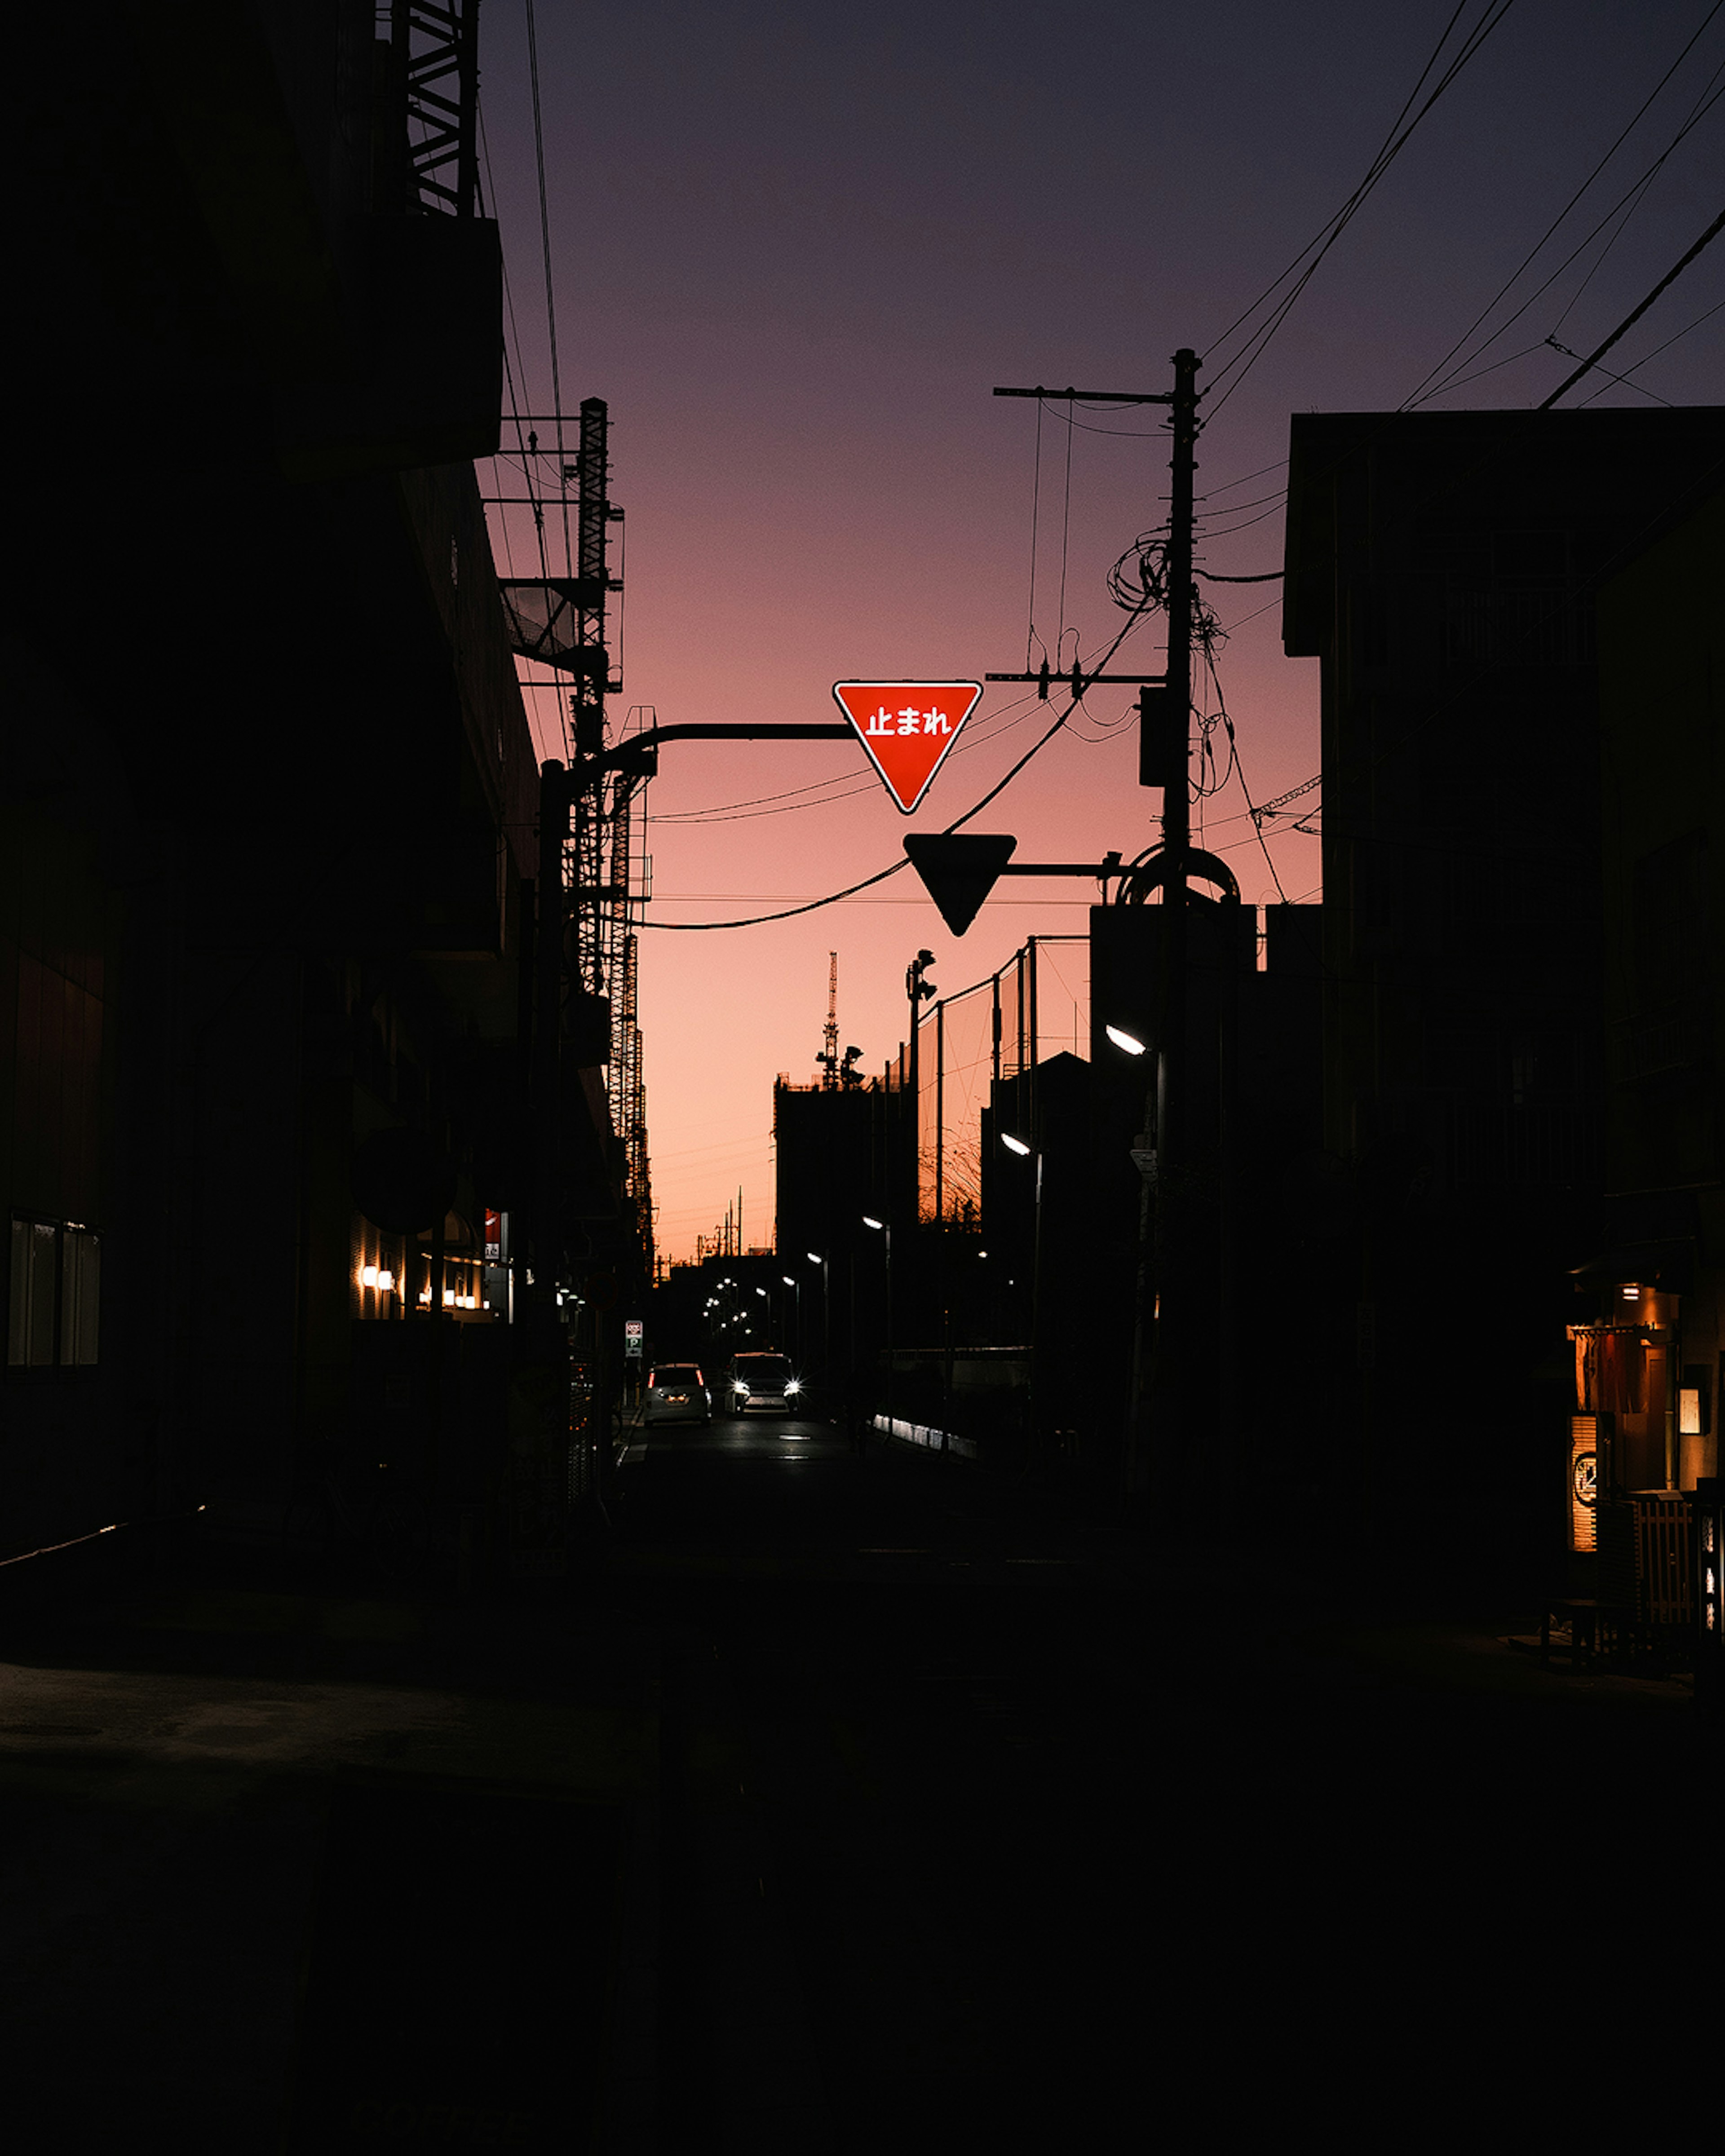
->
470, 0, 1725, 1262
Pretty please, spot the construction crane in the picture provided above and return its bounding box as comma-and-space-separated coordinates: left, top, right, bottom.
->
814, 953, 865, 1090
817, 953, 840, 1089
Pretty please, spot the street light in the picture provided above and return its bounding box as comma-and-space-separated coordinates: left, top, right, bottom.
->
785, 1268, 806, 1354
1001, 1128, 1044, 1465
1106, 1024, 1147, 1056
805, 1250, 832, 1384
863, 1213, 893, 1431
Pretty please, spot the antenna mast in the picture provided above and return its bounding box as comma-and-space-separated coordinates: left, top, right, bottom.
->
821, 953, 840, 1089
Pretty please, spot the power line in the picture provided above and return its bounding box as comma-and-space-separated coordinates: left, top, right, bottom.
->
1057, 401, 1075, 657
1541, 203, 1725, 404
1196, 485, 1287, 518
1194, 498, 1290, 540
1204, 1, 1519, 415
1026, 397, 1046, 670
1547, 336, 1673, 407
1207, 0, 1477, 361
1580, 291, 1725, 395
478, 102, 553, 586
637, 610, 1154, 929
1420, 64, 1725, 402
1405, 10, 1725, 406
644, 692, 1045, 827
1197, 459, 1288, 500
523, 0, 571, 571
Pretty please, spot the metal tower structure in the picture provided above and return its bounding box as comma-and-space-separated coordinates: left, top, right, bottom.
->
818, 952, 840, 1088
380, 0, 482, 217
564, 401, 654, 1282
494, 398, 653, 1284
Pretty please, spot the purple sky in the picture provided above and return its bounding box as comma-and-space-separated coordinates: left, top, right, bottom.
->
471, 0, 1725, 1260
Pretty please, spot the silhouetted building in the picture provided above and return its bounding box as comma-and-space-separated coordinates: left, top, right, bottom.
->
1560, 482, 1724, 1621
4, 4, 615, 1580
773, 1074, 913, 1394
1283, 405, 1725, 1591
1084, 901, 1325, 1510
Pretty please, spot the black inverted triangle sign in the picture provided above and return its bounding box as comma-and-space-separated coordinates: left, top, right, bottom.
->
902, 833, 1018, 936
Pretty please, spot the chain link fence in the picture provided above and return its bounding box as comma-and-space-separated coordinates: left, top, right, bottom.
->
889, 936, 1090, 1223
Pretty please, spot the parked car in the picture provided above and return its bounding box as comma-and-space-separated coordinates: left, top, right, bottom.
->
727, 1351, 803, 1416
644, 1363, 711, 1427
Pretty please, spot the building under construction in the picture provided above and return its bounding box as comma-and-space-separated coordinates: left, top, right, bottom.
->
494, 400, 655, 1287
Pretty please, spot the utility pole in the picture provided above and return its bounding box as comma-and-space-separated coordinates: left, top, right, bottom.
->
1127, 348, 1201, 1512
993, 352, 1205, 1515
497, 753, 575, 1586
905, 950, 936, 1213
532, 758, 570, 1356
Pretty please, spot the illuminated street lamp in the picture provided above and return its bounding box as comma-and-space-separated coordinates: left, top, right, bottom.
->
864, 1214, 893, 1429
1001, 1128, 1045, 1460
1105, 1024, 1146, 1056
805, 1250, 831, 1380
785, 1268, 806, 1354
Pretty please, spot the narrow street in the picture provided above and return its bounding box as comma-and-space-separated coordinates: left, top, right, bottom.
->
614, 1413, 1151, 2152
0, 1421, 1709, 2150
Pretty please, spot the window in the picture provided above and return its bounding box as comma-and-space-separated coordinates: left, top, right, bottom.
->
61, 1228, 101, 1365
7, 1217, 100, 1369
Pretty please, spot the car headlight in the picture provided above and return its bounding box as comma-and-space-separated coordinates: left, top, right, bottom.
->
734, 1380, 748, 1393
786, 1381, 801, 1396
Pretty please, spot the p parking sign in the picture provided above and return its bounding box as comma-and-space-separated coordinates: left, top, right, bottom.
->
624, 1318, 644, 1359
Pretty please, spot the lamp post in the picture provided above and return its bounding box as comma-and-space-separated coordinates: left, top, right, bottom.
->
863, 1214, 892, 1433
805, 1251, 830, 1387
906, 950, 937, 1221
782, 1273, 802, 1361
1106, 1021, 1158, 1498
1001, 1131, 1044, 1466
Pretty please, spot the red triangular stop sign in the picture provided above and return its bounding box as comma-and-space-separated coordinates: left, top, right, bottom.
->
832, 680, 984, 813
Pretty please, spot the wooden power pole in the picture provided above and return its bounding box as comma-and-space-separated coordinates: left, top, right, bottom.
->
992, 355, 1204, 1510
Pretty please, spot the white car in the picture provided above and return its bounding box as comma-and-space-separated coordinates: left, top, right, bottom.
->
728, 1352, 802, 1416
644, 1364, 711, 1427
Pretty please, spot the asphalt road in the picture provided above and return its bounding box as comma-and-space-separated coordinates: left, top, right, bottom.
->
613, 1412, 1151, 2150
0, 1412, 1712, 2149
